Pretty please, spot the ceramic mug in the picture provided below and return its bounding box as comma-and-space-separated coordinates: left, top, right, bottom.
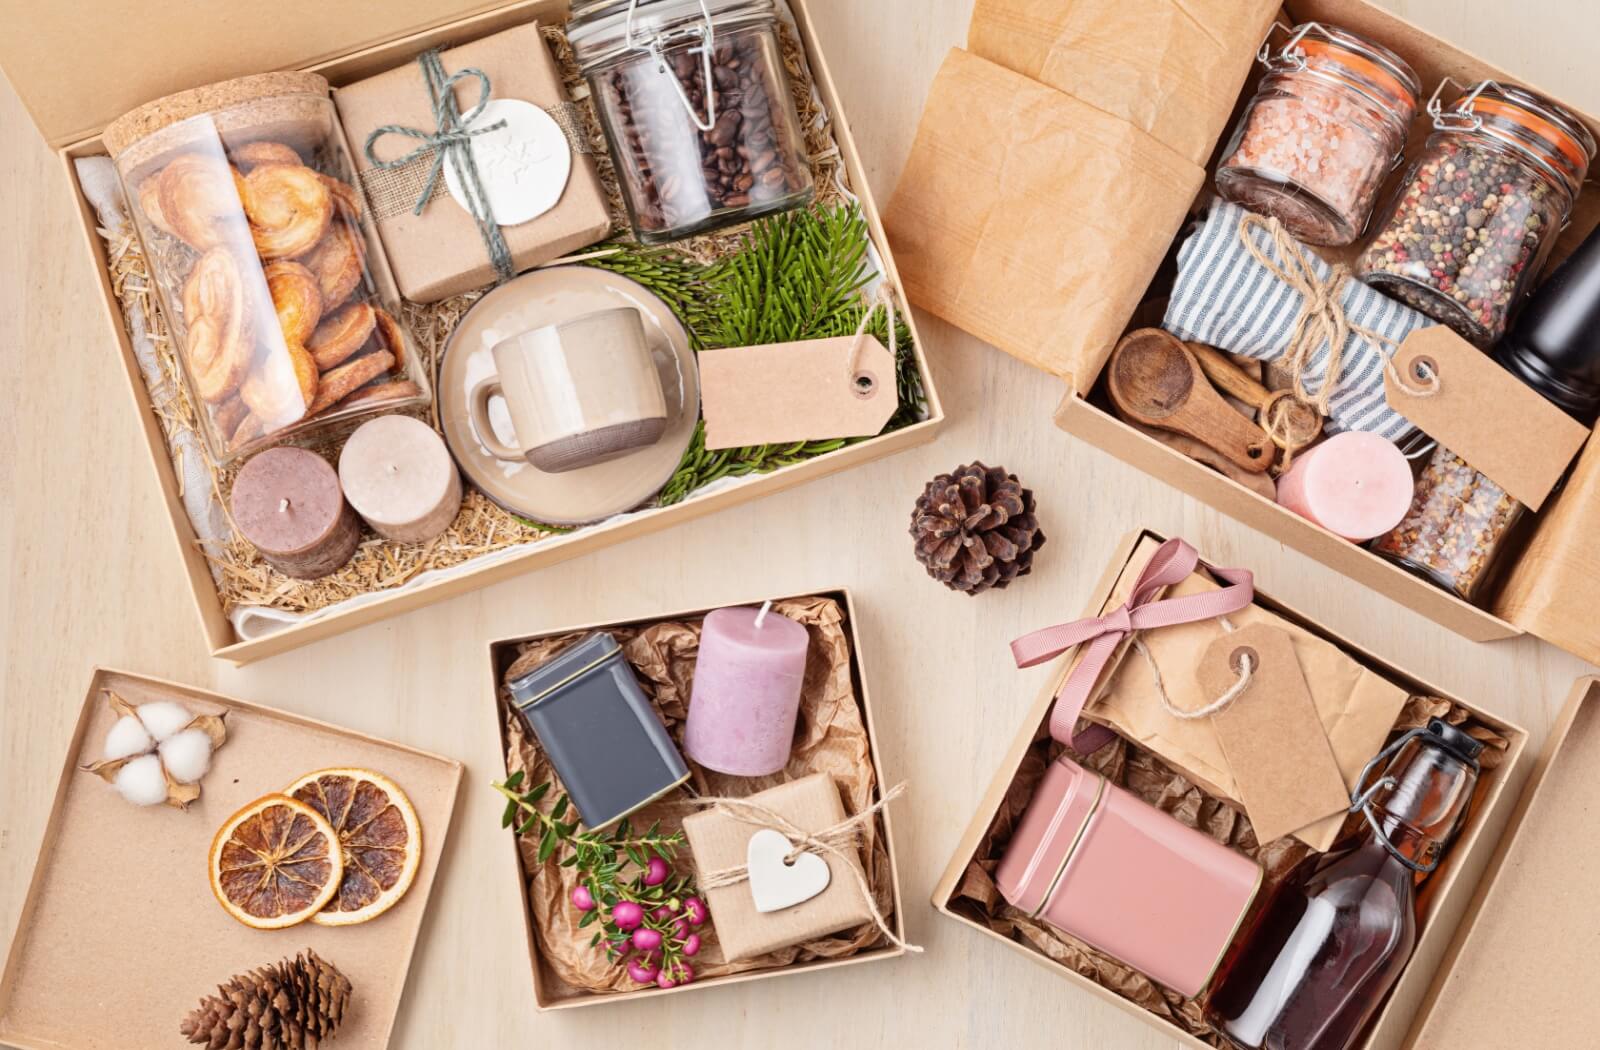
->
470, 307, 669, 473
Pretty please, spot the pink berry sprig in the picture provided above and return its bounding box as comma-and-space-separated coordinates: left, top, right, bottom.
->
495, 771, 711, 989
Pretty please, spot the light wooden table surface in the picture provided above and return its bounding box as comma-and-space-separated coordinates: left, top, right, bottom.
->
2, 2, 1595, 1048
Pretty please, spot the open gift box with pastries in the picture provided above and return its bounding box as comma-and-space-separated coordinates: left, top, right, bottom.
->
0, 0, 943, 665
486, 588, 908, 1009
933, 529, 1600, 1049
886, 0, 1600, 664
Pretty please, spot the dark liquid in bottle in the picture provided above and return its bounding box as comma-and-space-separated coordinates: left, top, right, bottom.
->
1207, 837, 1416, 1050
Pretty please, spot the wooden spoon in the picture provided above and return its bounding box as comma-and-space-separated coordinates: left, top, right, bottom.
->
1186, 342, 1323, 454
1107, 330, 1274, 474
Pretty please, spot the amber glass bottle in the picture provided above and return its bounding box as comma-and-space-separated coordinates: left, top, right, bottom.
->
1204, 719, 1482, 1050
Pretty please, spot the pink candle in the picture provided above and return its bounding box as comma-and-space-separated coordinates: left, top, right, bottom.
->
684, 603, 811, 777
1276, 431, 1414, 541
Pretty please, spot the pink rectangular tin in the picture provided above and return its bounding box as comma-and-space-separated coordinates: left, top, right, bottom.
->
997, 755, 1262, 999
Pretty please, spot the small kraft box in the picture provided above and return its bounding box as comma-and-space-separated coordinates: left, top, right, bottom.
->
0, 0, 944, 665
886, 0, 1600, 666
931, 529, 1568, 1050
487, 588, 908, 1009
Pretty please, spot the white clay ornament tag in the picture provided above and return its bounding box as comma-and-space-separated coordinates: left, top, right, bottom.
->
745, 829, 831, 913
445, 98, 572, 227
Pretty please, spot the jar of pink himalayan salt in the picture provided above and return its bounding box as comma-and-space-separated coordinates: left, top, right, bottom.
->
1216, 23, 1420, 247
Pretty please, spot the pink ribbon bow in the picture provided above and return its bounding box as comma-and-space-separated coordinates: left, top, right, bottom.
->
1010, 538, 1254, 752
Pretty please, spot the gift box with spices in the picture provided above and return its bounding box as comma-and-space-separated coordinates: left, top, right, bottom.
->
886, 0, 1600, 666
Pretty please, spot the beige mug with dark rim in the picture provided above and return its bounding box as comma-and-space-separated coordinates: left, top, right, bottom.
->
469, 307, 669, 474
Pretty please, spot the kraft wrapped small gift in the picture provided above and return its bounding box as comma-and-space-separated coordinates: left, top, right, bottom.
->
334, 22, 612, 302
683, 773, 882, 962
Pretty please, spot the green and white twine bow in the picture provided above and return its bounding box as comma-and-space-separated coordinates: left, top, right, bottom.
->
364, 50, 516, 283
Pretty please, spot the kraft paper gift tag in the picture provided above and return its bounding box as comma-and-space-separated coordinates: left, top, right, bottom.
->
1386, 326, 1590, 511
1085, 537, 1408, 850
682, 773, 873, 962
699, 335, 898, 449
1196, 623, 1351, 845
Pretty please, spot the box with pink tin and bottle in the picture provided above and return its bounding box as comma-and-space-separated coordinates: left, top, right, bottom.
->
485, 587, 910, 1009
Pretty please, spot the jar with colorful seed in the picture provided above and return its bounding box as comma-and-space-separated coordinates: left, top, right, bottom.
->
1357, 81, 1595, 345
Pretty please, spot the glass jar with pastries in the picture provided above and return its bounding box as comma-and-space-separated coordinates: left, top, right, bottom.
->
1357, 80, 1596, 346
568, 0, 815, 244
103, 72, 429, 464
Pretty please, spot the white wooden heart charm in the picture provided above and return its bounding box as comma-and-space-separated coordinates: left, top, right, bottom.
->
746, 829, 831, 914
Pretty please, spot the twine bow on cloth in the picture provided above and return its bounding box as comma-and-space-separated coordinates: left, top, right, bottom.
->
1009, 539, 1254, 753
692, 783, 921, 953
1164, 201, 1438, 441
364, 50, 516, 283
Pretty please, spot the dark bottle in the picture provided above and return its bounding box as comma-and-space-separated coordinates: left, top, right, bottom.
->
1496, 221, 1600, 423
1204, 719, 1483, 1050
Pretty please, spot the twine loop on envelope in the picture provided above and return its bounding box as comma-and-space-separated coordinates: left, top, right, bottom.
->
363, 49, 515, 283
689, 783, 921, 953
1010, 539, 1255, 753
1236, 212, 1439, 423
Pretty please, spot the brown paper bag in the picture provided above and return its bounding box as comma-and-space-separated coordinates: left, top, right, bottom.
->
967, 0, 1278, 166
885, 48, 1204, 388
1084, 538, 1408, 850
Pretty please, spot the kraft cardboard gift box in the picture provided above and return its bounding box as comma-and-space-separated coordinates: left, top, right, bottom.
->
886, 0, 1600, 665
0, 0, 944, 665
934, 529, 1600, 1049
486, 587, 908, 1009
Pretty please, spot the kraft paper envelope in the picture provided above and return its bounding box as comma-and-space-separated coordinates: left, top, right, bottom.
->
1085, 538, 1408, 851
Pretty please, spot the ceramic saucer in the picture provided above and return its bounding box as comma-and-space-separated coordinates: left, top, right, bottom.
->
439, 266, 699, 525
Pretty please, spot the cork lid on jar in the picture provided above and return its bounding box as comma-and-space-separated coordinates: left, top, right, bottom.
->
104, 71, 332, 176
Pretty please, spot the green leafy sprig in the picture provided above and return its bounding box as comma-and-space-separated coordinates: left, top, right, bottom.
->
495, 771, 702, 984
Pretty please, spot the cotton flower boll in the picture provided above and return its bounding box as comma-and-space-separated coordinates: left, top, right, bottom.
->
158, 728, 214, 784
103, 715, 154, 761
136, 700, 193, 742
115, 754, 170, 806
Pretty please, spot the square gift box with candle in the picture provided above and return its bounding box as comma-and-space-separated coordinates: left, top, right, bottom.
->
928, 529, 1600, 1050
487, 588, 909, 1009
0, 0, 944, 666
885, 0, 1600, 666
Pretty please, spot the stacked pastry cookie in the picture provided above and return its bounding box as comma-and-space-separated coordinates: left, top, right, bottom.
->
136, 141, 418, 453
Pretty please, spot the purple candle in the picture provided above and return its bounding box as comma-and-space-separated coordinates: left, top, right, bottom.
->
685, 603, 810, 777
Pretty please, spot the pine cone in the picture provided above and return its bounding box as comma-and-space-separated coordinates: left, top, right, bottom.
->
910, 462, 1045, 594
181, 949, 353, 1050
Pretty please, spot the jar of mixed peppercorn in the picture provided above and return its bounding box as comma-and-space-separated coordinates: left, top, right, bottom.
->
1216, 23, 1419, 247
1357, 81, 1595, 346
568, 0, 815, 244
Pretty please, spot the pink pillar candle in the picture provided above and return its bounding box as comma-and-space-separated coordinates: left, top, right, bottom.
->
230, 447, 361, 579
338, 415, 463, 544
684, 604, 811, 777
1276, 431, 1414, 541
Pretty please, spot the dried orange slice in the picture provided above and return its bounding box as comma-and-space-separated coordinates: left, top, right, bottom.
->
209, 794, 342, 930
286, 768, 423, 927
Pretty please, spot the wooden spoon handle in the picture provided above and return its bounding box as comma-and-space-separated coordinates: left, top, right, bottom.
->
1188, 342, 1271, 410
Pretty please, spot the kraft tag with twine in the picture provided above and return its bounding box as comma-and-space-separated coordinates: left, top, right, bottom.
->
699, 286, 901, 450
1385, 325, 1590, 512
1196, 623, 1349, 845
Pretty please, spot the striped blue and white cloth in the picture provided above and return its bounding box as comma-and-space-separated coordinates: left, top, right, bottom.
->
1163, 201, 1426, 440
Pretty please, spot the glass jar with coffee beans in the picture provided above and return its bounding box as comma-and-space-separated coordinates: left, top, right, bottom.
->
569, 0, 814, 244
1357, 82, 1595, 346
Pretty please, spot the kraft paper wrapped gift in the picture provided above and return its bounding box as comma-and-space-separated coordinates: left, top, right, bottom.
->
335, 22, 612, 302
683, 773, 874, 962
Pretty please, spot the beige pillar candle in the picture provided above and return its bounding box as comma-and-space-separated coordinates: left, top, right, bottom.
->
231, 447, 360, 579
338, 415, 463, 543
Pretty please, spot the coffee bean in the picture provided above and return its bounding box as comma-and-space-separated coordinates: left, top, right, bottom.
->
598, 29, 813, 236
